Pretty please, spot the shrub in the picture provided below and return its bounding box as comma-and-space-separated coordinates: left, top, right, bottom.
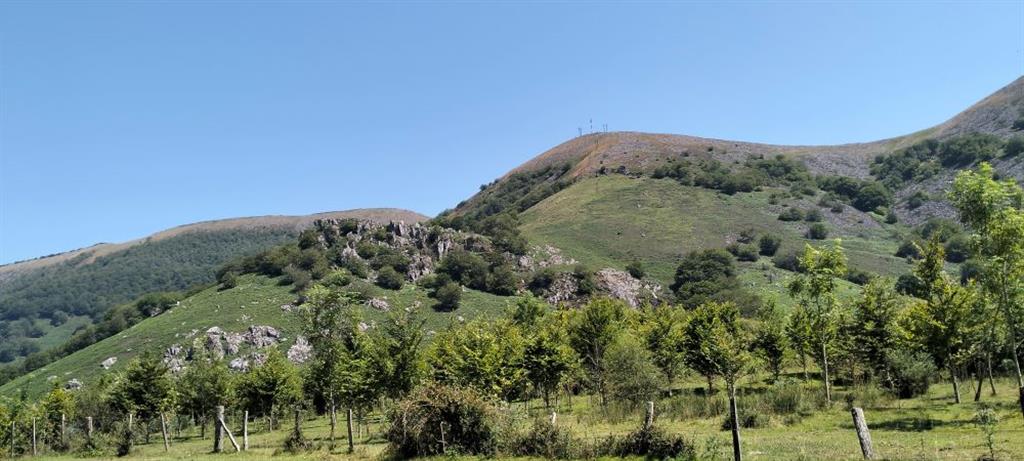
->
507, 418, 576, 459
376, 266, 404, 289
721, 411, 772, 430
907, 191, 928, 210
803, 209, 823, 222
572, 265, 597, 296
601, 424, 694, 459
772, 251, 802, 272
626, 261, 646, 279
886, 350, 936, 398
884, 210, 898, 224
321, 269, 352, 288
486, 264, 519, 296
219, 272, 238, 290
895, 274, 926, 298
386, 384, 497, 458
944, 235, 971, 263
895, 240, 922, 259
852, 182, 892, 212
845, 268, 873, 285
727, 243, 759, 262
528, 267, 558, 295
806, 223, 828, 240
438, 249, 489, 290
339, 256, 369, 278
778, 208, 803, 222
960, 259, 984, 284
1006, 135, 1024, 157
671, 249, 738, 307
758, 234, 782, 256
282, 266, 312, 291
604, 334, 667, 407
433, 282, 462, 311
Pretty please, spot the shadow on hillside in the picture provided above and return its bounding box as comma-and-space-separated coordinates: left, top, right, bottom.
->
842, 416, 954, 432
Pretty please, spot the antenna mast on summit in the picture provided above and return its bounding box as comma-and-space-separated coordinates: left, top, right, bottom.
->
590, 119, 593, 133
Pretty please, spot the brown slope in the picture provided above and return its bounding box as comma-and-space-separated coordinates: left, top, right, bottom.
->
458, 75, 1024, 214
0, 208, 427, 280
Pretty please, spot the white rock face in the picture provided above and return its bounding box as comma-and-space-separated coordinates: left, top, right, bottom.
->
101, 357, 118, 370
287, 336, 312, 364
65, 379, 83, 390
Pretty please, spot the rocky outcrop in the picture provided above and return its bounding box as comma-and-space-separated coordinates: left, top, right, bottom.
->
245, 325, 281, 348
164, 344, 186, 373
368, 298, 390, 311
101, 357, 117, 370
65, 379, 83, 390
287, 336, 312, 364
595, 269, 661, 307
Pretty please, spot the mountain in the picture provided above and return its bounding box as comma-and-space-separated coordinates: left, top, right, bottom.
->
0, 208, 427, 364
5, 76, 1024, 398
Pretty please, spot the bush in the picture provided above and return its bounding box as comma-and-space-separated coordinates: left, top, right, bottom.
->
1006, 135, 1024, 157
626, 261, 646, 279
219, 271, 239, 290
386, 384, 497, 458
852, 182, 892, 212
604, 334, 667, 407
528, 267, 558, 295
433, 282, 462, 311
772, 251, 802, 272
758, 234, 782, 256
726, 243, 759, 262
778, 208, 804, 222
803, 209, 823, 222
806, 223, 828, 240
886, 350, 936, 398
486, 264, 519, 296
845, 268, 873, 285
944, 235, 971, 263
907, 191, 927, 210
321, 269, 352, 288
895, 273, 926, 298
895, 240, 922, 259
376, 266, 404, 290
884, 210, 898, 224
437, 249, 489, 290
506, 418, 576, 459
601, 424, 694, 459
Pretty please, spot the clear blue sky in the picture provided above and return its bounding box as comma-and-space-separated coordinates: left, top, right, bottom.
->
1, 2, 1022, 264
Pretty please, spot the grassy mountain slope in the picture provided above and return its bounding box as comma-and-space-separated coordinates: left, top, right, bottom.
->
1, 273, 512, 398
0, 208, 427, 364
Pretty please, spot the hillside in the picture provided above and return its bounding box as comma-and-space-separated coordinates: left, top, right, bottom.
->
0, 208, 427, 364
0, 273, 512, 398
455, 76, 1024, 220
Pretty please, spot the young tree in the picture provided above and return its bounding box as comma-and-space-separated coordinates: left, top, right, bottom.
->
568, 298, 626, 406
949, 162, 1024, 418
236, 349, 302, 429
372, 307, 426, 400
787, 241, 847, 405
850, 278, 904, 381
752, 301, 789, 383
522, 322, 577, 408
429, 319, 527, 401
510, 294, 548, 328
109, 353, 175, 430
641, 305, 687, 385
39, 386, 74, 451
604, 333, 667, 408
684, 301, 754, 461
903, 239, 980, 404
176, 354, 233, 438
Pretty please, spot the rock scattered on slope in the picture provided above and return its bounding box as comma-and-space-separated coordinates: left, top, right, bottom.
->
101, 357, 117, 370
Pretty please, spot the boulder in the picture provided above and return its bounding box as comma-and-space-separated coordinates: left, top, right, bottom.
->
287, 336, 312, 364
65, 379, 83, 391
101, 357, 117, 370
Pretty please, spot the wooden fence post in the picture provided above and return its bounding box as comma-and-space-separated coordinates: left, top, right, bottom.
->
214, 406, 224, 453
851, 407, 875, 460
86, 417, 94, 443
160, 413, 170, 451
329, 404, 337, 447
346, 408, 354, 453
10, 420, 15, 458
643, 401, 655, 430
220, 417, 240, 452
61, 413, 66, 447
550, 411, 557, 425
242, 411, 249, 451
31, 417, 37, 455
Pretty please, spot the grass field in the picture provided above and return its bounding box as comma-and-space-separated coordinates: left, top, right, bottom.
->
519, 176, 906, 308
20, 375, 1024, 461
0, 275, 513, 399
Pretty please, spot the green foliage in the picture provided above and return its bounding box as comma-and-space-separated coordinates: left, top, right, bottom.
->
939, 132, 1004, 166
1006, 135, 1024, 157
569, 298, 626, 405
885, 350, 936, 398
40, 386, 75, 451
670, 249, 737, 308
974, 405, 999, 460
758, 234, 782, 256
787, 241, 846, 400
871, 134, 1008, 188
523, 320, 577, 407
375, 266, 404, 289
850, 279, 903, 377
437, 249, 489, 290
109, 353, 174, 421
604, 333, 667, 407
235, 349, 302, 419
176, 355, 233, 429
601, 424, 695, 459
386, 384, 497, 458
641, 306, 686, 383
506, 417, 577, 459
806, 223, 829, 240
433, 282, 463, 310
0, 228, 297, 329
683, 301, 753, 389
626, 260, 646, 279
778, 207, 804, 222
430, 319, 526, 400
753, 302, 789, 383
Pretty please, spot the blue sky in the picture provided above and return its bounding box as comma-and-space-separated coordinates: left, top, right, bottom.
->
1, 1, 1022, 264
